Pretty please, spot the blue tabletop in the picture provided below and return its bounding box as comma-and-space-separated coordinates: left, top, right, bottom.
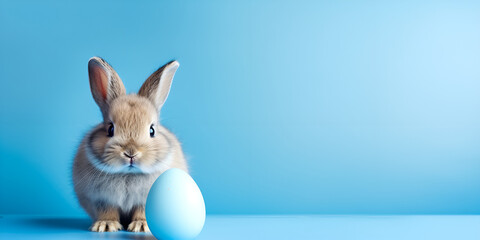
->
1, 215, 479, 240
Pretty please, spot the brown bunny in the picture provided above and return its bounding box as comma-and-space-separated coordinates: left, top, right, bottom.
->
72, 57, 188, 232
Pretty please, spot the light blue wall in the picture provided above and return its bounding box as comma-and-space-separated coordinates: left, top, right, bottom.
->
1, 0, 480, 215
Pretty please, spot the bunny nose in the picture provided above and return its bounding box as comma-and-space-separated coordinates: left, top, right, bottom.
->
124, 152, 137, 166
123, 152, 136, 159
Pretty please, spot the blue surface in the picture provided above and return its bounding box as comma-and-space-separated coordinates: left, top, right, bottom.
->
2, 0, 480, 216
1, 215, 479, 240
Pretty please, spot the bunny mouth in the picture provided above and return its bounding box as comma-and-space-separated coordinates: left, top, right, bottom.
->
127, 159, 137, 168
125, 163, 143, 173
128, 162, 139, 169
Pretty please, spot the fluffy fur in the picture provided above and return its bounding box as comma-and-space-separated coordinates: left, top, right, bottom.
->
73, 57, 187, 232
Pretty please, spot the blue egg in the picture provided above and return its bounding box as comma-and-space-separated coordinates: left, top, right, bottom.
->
146, 168, 206, 240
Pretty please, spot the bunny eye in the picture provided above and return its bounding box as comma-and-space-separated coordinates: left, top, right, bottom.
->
150, 124, 155, 138
107, 123, 114, 137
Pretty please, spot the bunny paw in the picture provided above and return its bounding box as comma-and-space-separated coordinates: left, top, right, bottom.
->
90, 220, 123, 232
128, 220, 150, 232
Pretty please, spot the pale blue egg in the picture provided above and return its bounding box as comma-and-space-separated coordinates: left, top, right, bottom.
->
146, 168, 206, 240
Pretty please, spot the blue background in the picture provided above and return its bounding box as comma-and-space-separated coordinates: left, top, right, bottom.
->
1, 0, 479, 216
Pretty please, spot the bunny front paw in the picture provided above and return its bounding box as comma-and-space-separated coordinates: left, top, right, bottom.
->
90, 220, 123, 232
128, 220, 150, 232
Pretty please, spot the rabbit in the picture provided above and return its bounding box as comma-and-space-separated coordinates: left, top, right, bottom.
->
72, 57, 188, 232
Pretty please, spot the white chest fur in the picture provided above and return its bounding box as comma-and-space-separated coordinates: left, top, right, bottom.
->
86, 171, 161, 213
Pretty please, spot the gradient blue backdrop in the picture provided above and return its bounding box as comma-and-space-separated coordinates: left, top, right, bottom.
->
1, 0, 479, 216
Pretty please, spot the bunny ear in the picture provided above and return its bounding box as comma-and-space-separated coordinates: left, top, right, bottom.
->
88, 57, 126, 117
138, 60, 179, 110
